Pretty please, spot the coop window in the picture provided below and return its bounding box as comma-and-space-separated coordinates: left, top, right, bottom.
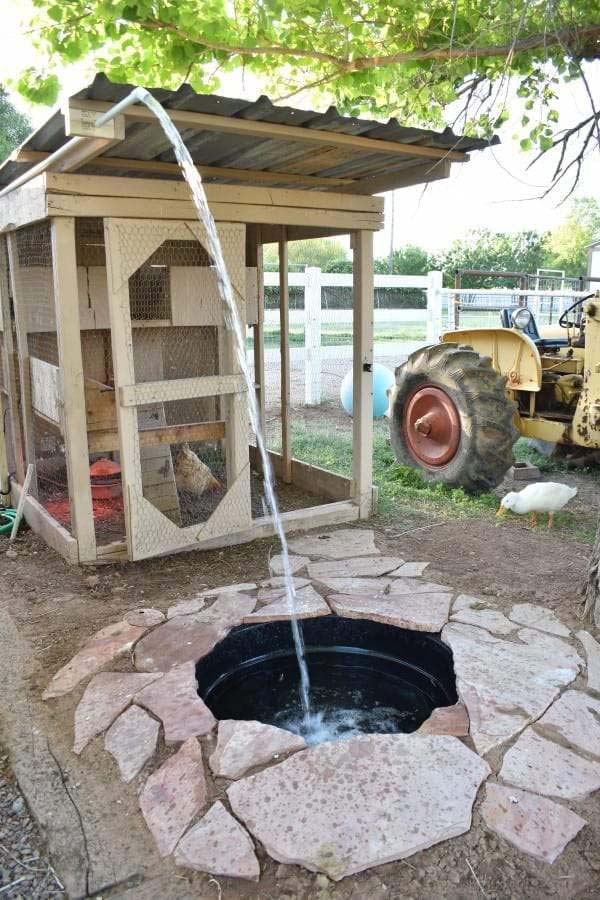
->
129, 264, 171, 321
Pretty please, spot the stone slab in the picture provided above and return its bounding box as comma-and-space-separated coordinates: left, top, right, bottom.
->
73, 672, 160, 754
167, 597, 206, 619
269, 554, 310, 576
200, 582, 257, 598
453, 594, 487, 612
499, 728, 600, 800
139, 738, 207, 857
261, 576, 311, 589
318, 576, 451, 597
210, 720, 306, 779
136, 661, 216, 742
257, 578, 311, 601
104, 704, 160, 782
417, 702, 469, 736
577, 630, 600, 692
245, 586, 330, 623
442, 623, 583, 755
537, 690, 600, 758
508, 603, 570, 637
43, 620, 149, 699
125, 608, 165, 627
175, 800, 260, 881
307, 557, 404, 581
451, 607, 518, 636
288, 529, 379, 560
228, 734, 490, 880
134, 617, 225, 672
190, 593, 256, 628
481, 783, 586, 863
388, 562, 430, 578
329, 592, 451, 632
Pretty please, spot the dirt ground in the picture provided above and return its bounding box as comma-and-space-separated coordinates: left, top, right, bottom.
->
0, 507, 599, 898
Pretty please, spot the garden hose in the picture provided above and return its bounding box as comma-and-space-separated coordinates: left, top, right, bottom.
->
0, 508, 17, 535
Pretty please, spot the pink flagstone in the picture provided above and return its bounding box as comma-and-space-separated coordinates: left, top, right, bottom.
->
481, 783, 586, 863
307, 556, 404, 581
139, 738, 207, 857
508, 603, 570, 637
134, 617, 225, 672
537, 690, 600, 758
417, 702, 469, 736
125, 608, 165, 627
104, 704, 160, 782
317, 576, 450, 596
136, 661, 216, 742
167, 597, 206, 619
288, 528, 379, 560
175, 800, 260, 881
43, 620, 149, 699
72, 672, 160, 754
209, 720, 306, 779
388, 562, 430, 578
191, 593, 256, 627
247, 586, 330, 623
577, 630, 600, 692
499, 728, 600, 800
451, 607, 518, 636
228, 734, 490, 880
269, 554, 309, 576
329, 592, 451, 632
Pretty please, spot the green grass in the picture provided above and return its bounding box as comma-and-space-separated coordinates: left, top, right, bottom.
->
247, 323, 426, 349
287, 421, 597, 542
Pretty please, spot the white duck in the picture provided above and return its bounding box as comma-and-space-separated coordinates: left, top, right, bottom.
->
497, 482, 577, 528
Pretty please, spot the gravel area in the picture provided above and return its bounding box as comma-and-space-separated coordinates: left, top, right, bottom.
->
0, 752, 65, 899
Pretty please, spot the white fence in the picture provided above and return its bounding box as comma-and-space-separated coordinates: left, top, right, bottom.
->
259, 270, 588, 409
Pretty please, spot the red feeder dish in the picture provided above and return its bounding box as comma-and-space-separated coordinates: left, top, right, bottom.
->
89, 458, 122, 500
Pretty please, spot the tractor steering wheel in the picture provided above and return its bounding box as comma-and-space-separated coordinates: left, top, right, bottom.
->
559, 293, 594, 328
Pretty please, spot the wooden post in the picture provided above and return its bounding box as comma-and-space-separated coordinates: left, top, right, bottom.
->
7, 233, 38, 496
0, 239, 25, 483
278, 227, 292, 482
426, 270, 443, 344
304, 266, 322, 405
453, 269, 461, 329
51, 217, 97, 562
352, 230, 374, 518
247, 225, 265, 435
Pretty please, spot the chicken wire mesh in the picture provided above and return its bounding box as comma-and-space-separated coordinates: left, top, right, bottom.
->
0, 235, 16, 480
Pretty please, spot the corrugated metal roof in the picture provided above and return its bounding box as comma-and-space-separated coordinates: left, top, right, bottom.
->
0, 74, 498, 191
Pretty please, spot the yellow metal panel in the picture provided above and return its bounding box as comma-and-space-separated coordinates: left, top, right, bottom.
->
441, 328, 542, 391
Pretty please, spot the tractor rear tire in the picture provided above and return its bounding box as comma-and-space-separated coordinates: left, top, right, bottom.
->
389, 343, 518, 492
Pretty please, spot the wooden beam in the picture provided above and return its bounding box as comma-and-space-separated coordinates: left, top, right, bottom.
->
10, 478, 79, 564
120, 373, 246, 407
247, 226, 266, 435
44, 173, 383, 213
87, 420, 226, 453
0, 175, 47, 231
343, 159, 453, 194
68, 98, 469, 163
45, 194, 383, 231
0, 244, 25, 482
51, 217, 97, 562
15, 149, 356, 189
351, 230, 374, 518
278, 228, 292, 483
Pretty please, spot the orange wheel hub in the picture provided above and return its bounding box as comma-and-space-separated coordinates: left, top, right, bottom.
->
403, 385, 461, 467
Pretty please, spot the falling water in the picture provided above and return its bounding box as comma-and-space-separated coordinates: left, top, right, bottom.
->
97, 89, 312, 719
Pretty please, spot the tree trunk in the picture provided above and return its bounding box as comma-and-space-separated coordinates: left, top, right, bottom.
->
583, 511, 600, 626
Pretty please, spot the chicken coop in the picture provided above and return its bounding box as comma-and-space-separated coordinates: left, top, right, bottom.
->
0, 76, 488, 564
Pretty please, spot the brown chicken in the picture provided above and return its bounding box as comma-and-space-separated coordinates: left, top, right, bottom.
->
174, 443, 222, 495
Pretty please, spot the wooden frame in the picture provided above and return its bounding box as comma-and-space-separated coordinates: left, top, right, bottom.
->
278, 228, 292, 482
352, 230, 374, 518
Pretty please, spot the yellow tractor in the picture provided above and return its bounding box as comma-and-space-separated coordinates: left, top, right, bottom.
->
388, 292, 600, 490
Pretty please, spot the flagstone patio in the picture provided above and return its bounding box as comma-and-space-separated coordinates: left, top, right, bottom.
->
36, 528, 600, 886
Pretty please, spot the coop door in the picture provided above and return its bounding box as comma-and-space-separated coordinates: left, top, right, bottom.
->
104, 218, 251, 561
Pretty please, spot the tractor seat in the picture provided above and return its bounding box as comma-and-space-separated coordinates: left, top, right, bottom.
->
501, 307, 569, 352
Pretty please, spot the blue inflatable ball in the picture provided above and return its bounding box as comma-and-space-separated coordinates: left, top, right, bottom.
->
340, 364, 395, 418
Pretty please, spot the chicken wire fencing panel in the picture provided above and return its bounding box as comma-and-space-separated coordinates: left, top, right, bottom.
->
0, 235, 18, 479
103, 218, 251, 560
7, 222, 74, 529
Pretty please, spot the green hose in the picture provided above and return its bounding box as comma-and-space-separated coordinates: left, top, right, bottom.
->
0, 508, 17, 535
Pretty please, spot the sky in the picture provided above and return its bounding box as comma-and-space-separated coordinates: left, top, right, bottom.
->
2, 1, 598, 259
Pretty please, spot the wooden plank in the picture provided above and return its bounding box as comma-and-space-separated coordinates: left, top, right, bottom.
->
51, 217, 97, 562
352, 230, 374, 518
0, 243, 25, 482
0, 394, 8, 501
30, 357, 60, 423
6, 234, 38, 496
249, 446, 352, 501
15, 149, 358, 188
247, 226, 265, 435
10, 478, 79, 564
278, 230, 291, 483
120, 373, 247, 407
44, 172, 383, 213
87, 420, 226, 453
0, 176, 47, 230
45, 197, 383, 230
344, 159, 453, 194
68, 99, 469, 163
